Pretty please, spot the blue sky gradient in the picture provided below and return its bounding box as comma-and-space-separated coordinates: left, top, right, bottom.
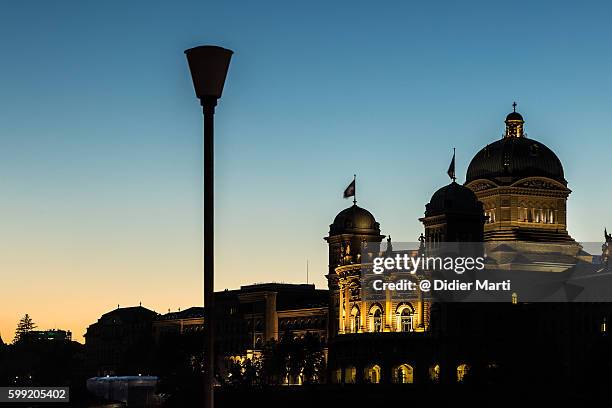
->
0, 0, 610, 340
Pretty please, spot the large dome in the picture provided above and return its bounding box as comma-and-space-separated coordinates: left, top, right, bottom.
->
466, 137, 565, 185
329, 204, 380, 236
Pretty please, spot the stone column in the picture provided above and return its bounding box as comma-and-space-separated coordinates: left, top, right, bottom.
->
344, 286, 350, 332
360, 300, 367, 332
338, 283, 344, 333
264, 292, 278, 341
385, 288, 392, 331
418, 291, 424, 328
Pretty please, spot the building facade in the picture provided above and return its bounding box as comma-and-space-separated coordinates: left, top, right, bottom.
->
85, 306, 158, 376
31, 329, 72, 342
85, 106, 612, 388
86, 284, 328, 377
324, 106, 612, 386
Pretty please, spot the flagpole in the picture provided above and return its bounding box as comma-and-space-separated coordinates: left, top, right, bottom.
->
353, 174, 356, 205
453, 148, 456, 182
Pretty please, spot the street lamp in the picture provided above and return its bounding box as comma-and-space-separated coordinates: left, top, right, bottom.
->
184, 45, 233, 408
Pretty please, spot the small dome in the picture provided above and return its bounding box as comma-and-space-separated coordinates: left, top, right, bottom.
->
466, 137, 565, 184
426, 181, 482, 216
329, 204, 380, 235
505, 111, 524, 121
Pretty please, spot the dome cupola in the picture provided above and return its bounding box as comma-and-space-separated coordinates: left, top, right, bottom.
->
505, 102, 525, 138
329, 204, 380, 236
464, 104, 573, 242
420, 180, 486, 243
425, 181, 483, 217
466, 103, 565, 185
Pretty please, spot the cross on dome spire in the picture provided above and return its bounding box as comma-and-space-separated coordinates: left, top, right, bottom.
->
512, 101, 517, 112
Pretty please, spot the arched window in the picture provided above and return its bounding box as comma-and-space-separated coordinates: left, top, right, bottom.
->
429, 364, 440, 383
457, 363, 470, 383
365, 364, 381, 384
401, 308, 413, 332
392, 364, 414, 384
344, 366, 356, 384
350, 306, 360, 333
373, 310, 382, 332
511, 292, 518, 304
369, 304, 383, 333
332, 368, 342, 384
396, 303, 414, 332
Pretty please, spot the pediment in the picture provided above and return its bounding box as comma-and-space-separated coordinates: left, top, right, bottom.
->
512, 177, 568, 191
465, 179, 498, 192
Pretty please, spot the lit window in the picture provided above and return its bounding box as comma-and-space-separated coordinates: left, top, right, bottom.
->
344, 366, 356, 384
457, 363, 470, 383
393, 364, 414, 384
365, 364, 381, 383
429, 364, 440, 383
350, 307, 360, 333
333, 368, 342, 384
401, 308, 413, 332
373, 310, 382, 332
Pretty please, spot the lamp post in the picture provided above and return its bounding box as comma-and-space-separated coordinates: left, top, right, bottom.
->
185, 45, 233, 408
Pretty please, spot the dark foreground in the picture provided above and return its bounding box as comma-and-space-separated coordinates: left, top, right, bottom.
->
9, 383, 612, 407
214, 384, 612, 408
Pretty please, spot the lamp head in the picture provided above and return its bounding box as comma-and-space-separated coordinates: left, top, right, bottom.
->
185, 45, 233, 101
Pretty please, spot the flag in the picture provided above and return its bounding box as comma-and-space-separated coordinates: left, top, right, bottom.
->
447, 149, 456, 181
343, 178, 355, 199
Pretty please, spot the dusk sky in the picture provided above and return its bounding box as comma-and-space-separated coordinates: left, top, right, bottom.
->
1, 1, 610, 342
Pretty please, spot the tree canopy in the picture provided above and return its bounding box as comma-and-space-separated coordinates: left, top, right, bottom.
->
13, 314, 37, 344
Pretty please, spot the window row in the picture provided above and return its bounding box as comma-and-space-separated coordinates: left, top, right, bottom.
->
333, 363, 472, 384
518, 207, 555, 223
484, 207, 557, 224
280, 317, 326, 330
344, 303, 415, 333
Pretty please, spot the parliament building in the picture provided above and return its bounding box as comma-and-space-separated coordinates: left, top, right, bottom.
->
323, 105, 612, 387
86, 106, 612, 389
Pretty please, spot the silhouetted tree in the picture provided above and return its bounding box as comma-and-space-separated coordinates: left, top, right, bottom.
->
261, 338, 285, 384
226, 357, 261, 387
227, 359, 243, 386
242, 358, 260, 385
13, 314, 36, 344
259, 332, 325, 385
301, 333, 325, 384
